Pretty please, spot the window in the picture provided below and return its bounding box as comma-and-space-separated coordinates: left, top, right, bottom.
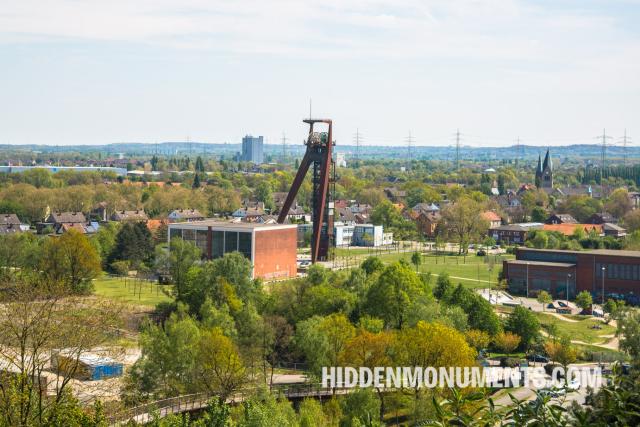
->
195, 230, 208, 254
212, 231, 224, 258
182, 229, 195, 243
225, 231, 238, 253
238, 232, 252, 259
170, 228, 182, 240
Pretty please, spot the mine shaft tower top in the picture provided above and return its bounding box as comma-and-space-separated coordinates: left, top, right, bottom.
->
277, 118, 335, 263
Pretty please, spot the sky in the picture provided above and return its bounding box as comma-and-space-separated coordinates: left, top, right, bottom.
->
1, 0, 639, 147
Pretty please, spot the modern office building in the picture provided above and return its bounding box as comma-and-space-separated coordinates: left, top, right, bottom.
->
241, 135, 264, 163
298, 223, 393, 247
503, 248, 640, 303
168, 220, 297, 280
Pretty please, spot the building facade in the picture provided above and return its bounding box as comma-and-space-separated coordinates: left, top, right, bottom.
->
168, 221, 297, 280
503, 248, 640, 303
489, 223, 543, 244
241, 135, 264, 164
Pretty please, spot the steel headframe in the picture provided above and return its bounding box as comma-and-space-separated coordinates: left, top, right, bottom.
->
277, 118, 334, 263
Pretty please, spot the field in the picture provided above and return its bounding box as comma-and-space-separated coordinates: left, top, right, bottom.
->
329, 249, 512, 289
93, 275, 172, 307
534, 312, 617, 345
384, 252, 512, 289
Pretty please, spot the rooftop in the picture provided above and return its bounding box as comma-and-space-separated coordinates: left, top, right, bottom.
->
507, 260, 576, 268
168, 220, 297, 230
519, 247, 640, 259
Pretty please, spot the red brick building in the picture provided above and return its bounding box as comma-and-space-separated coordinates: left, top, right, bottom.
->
168, 221, 298, 280
503, 248, 640, 303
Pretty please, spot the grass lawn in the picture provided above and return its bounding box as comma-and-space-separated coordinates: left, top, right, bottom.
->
534, 312, 616, 344
382, 252, 513, 289
334, 247, 376, 257
573, 343, 627, 362
93, 275, 173, 307
329, 249, 513, 289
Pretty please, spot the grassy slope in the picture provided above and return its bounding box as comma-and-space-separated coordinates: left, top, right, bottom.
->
93, 275, 172, 307
534, 312, 616, 344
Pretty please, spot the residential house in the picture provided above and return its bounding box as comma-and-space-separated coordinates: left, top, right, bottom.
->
489, 223, 544, 244
38, 211, 87, 234
384, 187, 406, 202
335, 207, 357, 226
168, 209, 205, 223
232, 205, 266, 222
481, 211, 502, 229
416, 211, 441, 238
587, 212, 617, 224
111, 210, 149, 222
273, 192, 292, 210
542, 223, 602, 236
602, 223, 627, 238
494, 193, 525, 223
0, 213, 25, 235
412, 203, 440, 215
545, 214, 578, 225
277, 204, 309, 223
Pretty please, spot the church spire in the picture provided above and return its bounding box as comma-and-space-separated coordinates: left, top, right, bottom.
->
542, 148, 552, 172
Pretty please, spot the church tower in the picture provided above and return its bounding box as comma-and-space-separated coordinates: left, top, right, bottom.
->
541, 148, 553, 188
535, 154, 543, 188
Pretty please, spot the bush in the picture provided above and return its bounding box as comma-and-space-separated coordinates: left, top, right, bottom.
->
500, 357, 520, 368
544, 363, 564, 377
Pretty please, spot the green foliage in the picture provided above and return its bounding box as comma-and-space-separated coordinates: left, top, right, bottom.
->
360, 257, 384, 275
109, 221, 154, 268
340, 388, 382, 427
364, 262, 426, 329
575, 290, 593, 310
618, 310, 640, 358
505, 305, 540, 350
433, 273, 454, 300
41, 229, 101, 294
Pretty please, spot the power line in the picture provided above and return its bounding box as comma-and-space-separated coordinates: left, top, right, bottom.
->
405, 131, 415, 169
281, 131, 289, 163
454, 129, 461, 171
596, 129, 613, 197
353, 129, 363, 160
619, 129, 632, 166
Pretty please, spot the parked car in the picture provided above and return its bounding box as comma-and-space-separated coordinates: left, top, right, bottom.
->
476, 250, 486, 256
527, 354, 550, 363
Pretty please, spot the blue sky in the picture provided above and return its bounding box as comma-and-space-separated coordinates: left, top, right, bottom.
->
1, 0, 639, 147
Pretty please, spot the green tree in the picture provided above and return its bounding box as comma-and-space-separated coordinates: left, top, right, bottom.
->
41, 229, 101, 294
165, 237, 201, 300
505, 305, 540, 350
411, 251, 422, 272
365, 262, 426, 328
537, 290, 552, 312
618, 309, 640, 358
575, 290, 593, 311
361, 256, 384, 275
440, 197, 489, 255
109, 221, 154, 268
192, 173, 201, 189
195, 327, 246, 400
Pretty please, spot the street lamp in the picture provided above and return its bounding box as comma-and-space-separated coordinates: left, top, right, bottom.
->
526, 262, 530, 299
601, 266, 606, 306
566, 273, 572, 307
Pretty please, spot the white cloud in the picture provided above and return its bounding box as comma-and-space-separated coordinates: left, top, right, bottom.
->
0, 0, 634, 63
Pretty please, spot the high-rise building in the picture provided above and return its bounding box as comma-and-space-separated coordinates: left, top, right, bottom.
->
241, 135, 264, 163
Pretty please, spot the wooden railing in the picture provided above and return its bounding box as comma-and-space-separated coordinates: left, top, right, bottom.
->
108, 383, 351, 426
